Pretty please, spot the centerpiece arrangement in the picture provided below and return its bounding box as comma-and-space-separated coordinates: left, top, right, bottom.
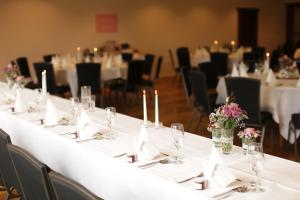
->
3, 63, 24, 90
237, 128, 260, 154
277, 55, 299, 79
208, 97, 248, 154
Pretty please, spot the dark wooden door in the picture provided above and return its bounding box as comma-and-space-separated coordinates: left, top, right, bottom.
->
238, 8, 259, 47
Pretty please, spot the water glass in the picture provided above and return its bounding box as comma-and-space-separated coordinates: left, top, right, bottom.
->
81, 86, 91, 110
247, 142, 265, 192
70, 97, 80, 122
88, 95, 96, 112
34, 88, 43, 110
171, 123, 184, 164
105, 107, 116, 139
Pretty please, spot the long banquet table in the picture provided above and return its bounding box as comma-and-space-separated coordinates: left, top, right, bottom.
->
1, 82, 300, 200
216, 74, 300, 144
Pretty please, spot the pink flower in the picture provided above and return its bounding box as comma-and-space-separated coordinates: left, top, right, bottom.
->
16, 76, 24, 82
222, 103, 246, 118
238, 128, 260, 139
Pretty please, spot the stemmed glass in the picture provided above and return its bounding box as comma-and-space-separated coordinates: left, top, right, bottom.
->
70, 97, 80, 124
171, 123, 185, 164
34, 88, 43, 111
247, 142, 265, 192
105, 107, 116, 139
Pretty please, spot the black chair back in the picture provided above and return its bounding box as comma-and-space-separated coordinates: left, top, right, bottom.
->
176, 47, 191, 69
189, 70, 211, 114
43, 54, 56, 63
243, 52, 260, 72
210, 52, 228, 75
180, 65, 192, 98
76, 63, 101, 95
7, 144, 55, 200
16, 57, 31, 78
225, 77, 261, 125
292, 114, 300, 129
198, 62, 218, 89
155, 56, 163, 80
252, 46, 266, 60
144, 54, 155, 76
168, 49, 178, 72
49, 171, 103, 200
121, 53, 133, 63
33, 62, 57, 94
270, 49, 281, 70
121, 43, 130, 50
0, 129, 22, 196
126, 60, 145, 89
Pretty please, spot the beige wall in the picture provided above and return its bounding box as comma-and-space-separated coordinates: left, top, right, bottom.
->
0, 0, 286, 80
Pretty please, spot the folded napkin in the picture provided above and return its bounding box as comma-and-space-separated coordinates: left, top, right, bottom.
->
263, 59, 269, 75
45, 99, 61, 126
136, 125, 160, 161
14, 89, 28, 113
204, 146, 236, 187
105, 55, 113, 69
296, 78, 300, 87
266, 69, 277, 86
239, 67, 248, 77
77, 109, 99, 139
231, 64, 239, 77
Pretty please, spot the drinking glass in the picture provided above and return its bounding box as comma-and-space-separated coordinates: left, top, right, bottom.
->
70, 97, 80, 123
247, 142, 265, 192
171, 123, 184, 164
105, 107, 116, 139
81, 86, 91, 110
34, 88, 43, 111
88, 95, 96, 112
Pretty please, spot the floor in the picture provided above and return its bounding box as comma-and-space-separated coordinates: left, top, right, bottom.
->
1, 76, 299, 199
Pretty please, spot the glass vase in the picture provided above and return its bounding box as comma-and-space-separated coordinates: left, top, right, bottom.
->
221, 128, 234, 154
211, 128, 222, 150
242, 138, 254, 155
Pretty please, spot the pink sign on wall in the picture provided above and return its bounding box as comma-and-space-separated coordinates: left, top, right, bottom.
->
96, 14, 118, 33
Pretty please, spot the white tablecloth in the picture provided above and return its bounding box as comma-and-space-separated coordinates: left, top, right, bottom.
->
216, 74, 300, 143
0, 83, 300, 200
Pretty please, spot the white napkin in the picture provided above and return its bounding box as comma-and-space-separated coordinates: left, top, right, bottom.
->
263, 59, 269, 75
204, 147, 236, 187
136, 125, 160, 161
239, 67, 248, 77
231, 64, 239, 77
113, 54, 123, 66
45, 99, 61, 126
266, 69, 277, 86
105, 55, 113, 69
77, 109, 99, 139
14, 89, 28, 113
296, 78, 300, 87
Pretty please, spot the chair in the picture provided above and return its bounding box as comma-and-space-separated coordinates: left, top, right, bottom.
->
121, 53, 133, 63
176, 47, 191, 69
198, 62, 218, 89
43, 54, 56, 63
76, 63, 101, 95
210, 52, 228, 75
49, 171, 103, 200
225, 77, 273, 145
252, 46, 266, 61
141, 56, 163, 88
188, 70, 213, 130
243, 52, 261, 72
33, 62, 69, 95
270, 49, 281, 70
169, 49, 180, 86
7, 144, 55, 200
144, 54, 155, 77
180, 65, 192, 105
16, 57, 31, 78
0, 129, 23, 199
121, 43, 130, 50
288, 113, 300, 156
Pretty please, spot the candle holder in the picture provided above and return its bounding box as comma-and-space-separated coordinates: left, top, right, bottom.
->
154, 122, 163, 129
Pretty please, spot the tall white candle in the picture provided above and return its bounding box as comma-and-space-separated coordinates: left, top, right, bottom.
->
266, 52, 270, 68
155, 90, 159, 128
143, 90, 147, 126
76, 47, 81, 62
42, 70, 47, 96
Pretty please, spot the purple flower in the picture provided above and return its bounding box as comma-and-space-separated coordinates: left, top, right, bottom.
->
222, 103, 245, 118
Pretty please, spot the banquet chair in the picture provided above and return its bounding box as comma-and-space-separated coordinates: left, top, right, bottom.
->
0, 129, 23, 199
210, 52, 228, 76
180, 65, 192, 105
176, 47, 191, 69
288, 113, 300, 157
188, 70, 213, 131
243, 52, 261, 73
169, 49, 180, 86
121, 53, 133, 63
198, 62, 218, 89
252, 46, 266, 61
43, 54, 56, 63
121, 43, 130, 50
225, 77, 274, 146
270, 49, 281, 70
7, 144, 55, 200
141, 56, 163, 88
33, 62, 70, 96
144, 54, 155, 78
16, 57, 31, 78
49, 171, 103, 200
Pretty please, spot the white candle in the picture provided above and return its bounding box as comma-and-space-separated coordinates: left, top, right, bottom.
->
266, 52, 270, 68
42, 70, 47, 96
143, 90, 147, 126
155, 90, 159, 128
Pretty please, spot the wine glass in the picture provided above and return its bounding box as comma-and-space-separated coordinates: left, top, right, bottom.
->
70, 97, 80, 122
247, 142, 265, 192
171, 123, 184, 164
105, 107, 116, 139
34, 88, 43, 111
